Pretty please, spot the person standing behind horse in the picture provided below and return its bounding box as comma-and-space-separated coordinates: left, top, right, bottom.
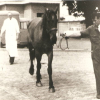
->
0, 12, 20, 64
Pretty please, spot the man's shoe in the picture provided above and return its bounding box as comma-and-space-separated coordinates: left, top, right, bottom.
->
9, 57, 14, 65
97, 94, 100, 99
12, 57, 15, 63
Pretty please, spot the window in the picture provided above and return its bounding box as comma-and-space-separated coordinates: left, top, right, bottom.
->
20, 21, 29, 29
37, 13, 43, 17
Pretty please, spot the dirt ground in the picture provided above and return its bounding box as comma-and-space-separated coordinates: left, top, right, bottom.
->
0, 48, 98, 100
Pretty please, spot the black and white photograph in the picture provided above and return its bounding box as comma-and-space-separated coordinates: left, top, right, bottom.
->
0, 0, 100, 99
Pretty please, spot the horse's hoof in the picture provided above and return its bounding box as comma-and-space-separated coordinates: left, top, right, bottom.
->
36, 82, 43, 87
49, 87, 55, 93
29, 68, 34, 75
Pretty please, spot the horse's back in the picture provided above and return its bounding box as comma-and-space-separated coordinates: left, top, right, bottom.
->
28, 18, 43, 48
28, 18, 42, 29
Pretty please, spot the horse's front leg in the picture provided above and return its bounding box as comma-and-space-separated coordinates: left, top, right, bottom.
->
47, 50, 55, 92
35, 51, 42, 87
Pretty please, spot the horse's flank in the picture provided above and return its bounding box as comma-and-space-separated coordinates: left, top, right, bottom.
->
28, 18, 43, 41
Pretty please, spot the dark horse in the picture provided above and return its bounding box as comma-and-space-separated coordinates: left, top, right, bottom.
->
27, 8, 58, 92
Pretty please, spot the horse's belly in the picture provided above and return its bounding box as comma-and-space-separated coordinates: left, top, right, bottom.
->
42, 45, 53, 53
33, 42, 53, 53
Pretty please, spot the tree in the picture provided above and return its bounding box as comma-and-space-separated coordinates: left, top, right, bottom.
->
63, 0, 100, 27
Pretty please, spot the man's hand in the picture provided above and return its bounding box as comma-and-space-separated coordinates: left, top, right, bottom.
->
61, 31, 81, 37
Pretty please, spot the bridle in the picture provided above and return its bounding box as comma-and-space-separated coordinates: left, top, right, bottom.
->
46, 28, 57, 34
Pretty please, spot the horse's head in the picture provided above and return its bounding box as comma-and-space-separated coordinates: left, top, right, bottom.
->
43, 8, 58, 45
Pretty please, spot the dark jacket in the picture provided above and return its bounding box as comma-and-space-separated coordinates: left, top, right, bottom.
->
81, 24, 100, 53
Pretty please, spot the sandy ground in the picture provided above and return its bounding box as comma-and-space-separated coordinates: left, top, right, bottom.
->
54, 37, 91, 50
0, 47, 99, 100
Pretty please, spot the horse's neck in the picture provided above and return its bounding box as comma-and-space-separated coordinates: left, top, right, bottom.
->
42, 30, 50, 43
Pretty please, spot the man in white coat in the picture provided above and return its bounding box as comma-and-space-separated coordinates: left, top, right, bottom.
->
0, 12, 20, 64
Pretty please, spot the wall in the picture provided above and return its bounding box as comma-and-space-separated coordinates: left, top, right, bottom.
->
0, 3, 60, 20
0, 5, 6, 10
31, 3, 59, 19
6, 4, 24, 17
58, 21, 86, 35
24, 4, 32, 20
24, 3, 59, 20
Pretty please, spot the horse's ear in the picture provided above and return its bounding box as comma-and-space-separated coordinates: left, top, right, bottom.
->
55, 7, 58, 14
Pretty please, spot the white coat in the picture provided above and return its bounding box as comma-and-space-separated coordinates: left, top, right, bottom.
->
1, 17, 20, 57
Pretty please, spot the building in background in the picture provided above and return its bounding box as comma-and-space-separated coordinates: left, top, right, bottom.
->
59, 1, 86, 35
0, 0, 86, 36
0, 1, 60, 20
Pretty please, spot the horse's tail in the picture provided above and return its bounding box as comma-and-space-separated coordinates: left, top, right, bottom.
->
27, 20, 33, 46
27, 21, 31, 29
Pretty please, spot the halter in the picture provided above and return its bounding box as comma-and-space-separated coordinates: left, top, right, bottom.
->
46, 28, 57, 34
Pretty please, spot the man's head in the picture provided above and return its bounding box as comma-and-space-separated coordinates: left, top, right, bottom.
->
94, 19, 100, 32
8, 12, 12, 19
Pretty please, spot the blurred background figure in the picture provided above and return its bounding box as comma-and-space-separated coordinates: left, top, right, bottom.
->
0, 12, 20, 64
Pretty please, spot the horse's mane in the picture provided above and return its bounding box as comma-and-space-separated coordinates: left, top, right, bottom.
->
41, 11, 47, 28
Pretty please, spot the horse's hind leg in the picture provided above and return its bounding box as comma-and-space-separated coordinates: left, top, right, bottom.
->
47, 50, 55, 92
29, 48, 35, 75
35, 51, 42, 87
